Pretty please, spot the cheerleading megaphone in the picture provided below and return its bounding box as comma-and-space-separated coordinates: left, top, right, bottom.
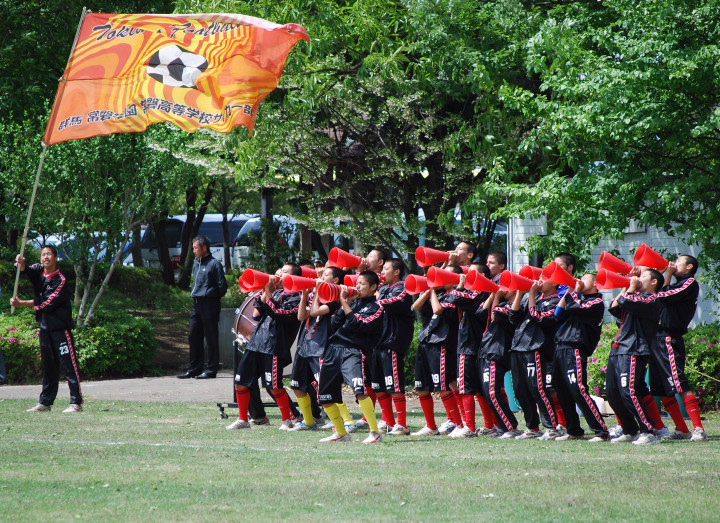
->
405, 275, 429, 295
597, 251, 632, 274
344, 274, 359, 286
519, 265, 542, 281
465, 270, 500, 293
317, 282, 358, 304
498, 270, 534, 291
596, 269, 631, 290
240, 268, 272, 291
541, 261, 578, 287
415, 246, 450, 267
633, 244, 669, 270
427, 266, 461, 287
300, 266, 319, 279
328, 247, 362, 268
282, 275, 318, 292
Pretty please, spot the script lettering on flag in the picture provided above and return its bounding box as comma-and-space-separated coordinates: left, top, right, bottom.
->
43, 12, 309, 145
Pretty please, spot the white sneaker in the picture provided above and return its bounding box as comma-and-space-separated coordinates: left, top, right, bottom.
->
319, 433, 352, 442
632, 433, 660, 445
388, 424, 410, 436
539, 429, 560, 441
588, 435, 609, 443
690, 427, 708, 442
355, 419, 369, 429
499, 429, 522, 439
226, 419, 251, 430
515, 429, 542, 440
290, 421, 317, 431
362, 431, 383, 444
555, 425, 568, 437
654, 426, 671, 439
344, 422, 359, 433
610, 433, 636, 443
609, 426, 624, 438
476, 426, 496, 436
450, 426, 477, 439
62, 404, 82, 413
555, 433, 583, 441
320, 420, 336, 430
377, 420, 388, 431
669, 429, 692, 440
26, 403, 51, 412
278, 419, 295, 431
410, 425, 440, 437
438, 420, 456, 435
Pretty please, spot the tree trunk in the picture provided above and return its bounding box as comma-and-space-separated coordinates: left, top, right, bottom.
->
131, 223, 143, 267
152, 214, 175, 286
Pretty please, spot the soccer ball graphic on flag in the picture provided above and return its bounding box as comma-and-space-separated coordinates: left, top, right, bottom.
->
147, 44, 208, 88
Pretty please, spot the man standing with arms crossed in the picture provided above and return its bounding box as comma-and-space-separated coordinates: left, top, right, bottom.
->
178, 235, 228, 380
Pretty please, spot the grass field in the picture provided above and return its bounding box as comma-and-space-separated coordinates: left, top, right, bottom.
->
1, 399, 719, 522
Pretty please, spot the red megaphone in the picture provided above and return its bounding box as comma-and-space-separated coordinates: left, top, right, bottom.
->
519, 265, 542, 280
633, 244, 669, 270
541, 261, 577, 287
238, 277, 252, 293
598, 251, 632, 274
427, 266, 461, 287
405, 275, 429, 295
415, 246, 450, 267
460, 265, 470, 274
344, 274, 359, 286
498, 270, 534, 291
328, 248, 362, 268
240, 269, 272, 291
465, 270, 500, 293
300, 266, 319, 279
596, 269, 631, 290
317, 282, 358, 304
282, 275, 318, 292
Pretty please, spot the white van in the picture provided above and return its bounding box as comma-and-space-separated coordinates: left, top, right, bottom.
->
232, 216, 300, 269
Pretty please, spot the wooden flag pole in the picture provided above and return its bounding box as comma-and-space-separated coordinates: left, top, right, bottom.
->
11, 7, 89, 314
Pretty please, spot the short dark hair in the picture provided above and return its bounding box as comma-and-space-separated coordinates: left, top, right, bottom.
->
284, 262, 302, 276
327, 266, 346, 283
297, 258, 314, 268
646, 268, 664, 293
41, 244, 58, 257
386, 258, 404, 277
446, 264, 464, 275
459, 241, 477, 258
488, 251, 507, 267
192, 235, 210, 250
471, 263, 491, 278
680, 254, 699, 276
371, 247, 388, 264
555, 252, 576, 274
359, 270, 380, 288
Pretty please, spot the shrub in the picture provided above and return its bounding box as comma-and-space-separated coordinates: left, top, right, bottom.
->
587, 323, 617, 398
224, 268, 249, 309
0, 309, 41, 383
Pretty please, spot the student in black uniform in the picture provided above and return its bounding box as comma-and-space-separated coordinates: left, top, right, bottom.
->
606, 268, 663, 445
227, 263, 303, 431
650, 254, 706, 441
13, 246, 83, 412
317, 271, 385, 443
552, 274, 609, 442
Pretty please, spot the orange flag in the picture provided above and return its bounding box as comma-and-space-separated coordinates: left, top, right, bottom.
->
43, 12, 308, 145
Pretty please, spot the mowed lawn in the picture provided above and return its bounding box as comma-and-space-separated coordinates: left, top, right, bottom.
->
1, 399, 719, 521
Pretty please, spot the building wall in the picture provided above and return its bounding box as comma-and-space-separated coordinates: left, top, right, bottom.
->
508, 216, 718, 326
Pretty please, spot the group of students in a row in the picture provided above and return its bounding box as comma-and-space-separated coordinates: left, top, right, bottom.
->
227, 243, 707, 444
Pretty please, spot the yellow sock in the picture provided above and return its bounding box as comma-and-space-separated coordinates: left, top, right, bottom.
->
322, 403, 347, 436
358, 397, 379, 433
337, 400, 353, 424
296, 394, 314, 426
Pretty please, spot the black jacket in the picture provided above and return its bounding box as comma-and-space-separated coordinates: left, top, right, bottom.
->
446, 289, 488, 356
609, 292, 660, 356
22, 264, 74, 331
479, 301, 515, 364
509, 293, 560, 360
190, 254, 228, 299
297, 292, 340, 358
554, 292, 605, 357
246, 290, 302, 363
656, 274, 698, 337
417, 290, 460, 349
376, 281, 414, 355
329, 296, 384, 353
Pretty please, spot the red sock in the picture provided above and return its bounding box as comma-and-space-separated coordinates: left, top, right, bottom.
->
366, 388, 377, 407
393, 395, 407, 428
272, 389, 292, 421
454, 390, 466, 422
377, 392, 395, 426
476, 394, 497, 429
662, 397, 689, 433
235, 387, 250, 422
461, 394, 476, 432
440, 391, 463, 426
683, 393, 704, 430
552, 396, 567, 428
419, 394, 437, 430
643, 395, 665, 430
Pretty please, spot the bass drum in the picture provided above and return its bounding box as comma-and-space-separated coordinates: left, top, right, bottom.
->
232, 294, 259, 349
